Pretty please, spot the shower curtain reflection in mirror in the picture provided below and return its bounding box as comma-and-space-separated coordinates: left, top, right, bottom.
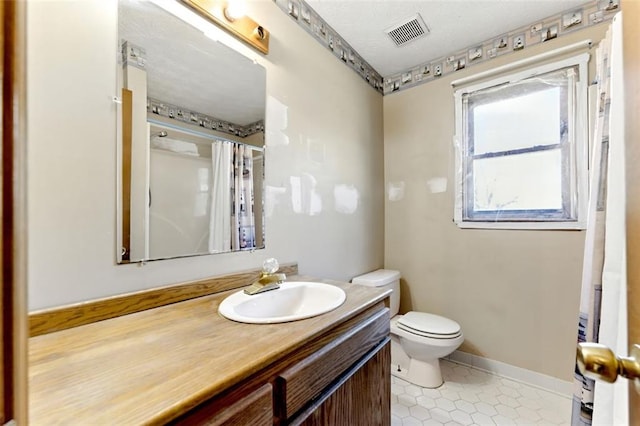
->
208, 141, 257, 253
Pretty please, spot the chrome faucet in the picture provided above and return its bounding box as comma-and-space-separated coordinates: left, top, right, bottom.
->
244, 258, 286, 295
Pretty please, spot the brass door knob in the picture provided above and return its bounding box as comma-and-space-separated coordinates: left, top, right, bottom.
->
577, 343, 640, 388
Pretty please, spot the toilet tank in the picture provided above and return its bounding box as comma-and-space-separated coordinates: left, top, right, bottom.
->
351, 269, 401, 317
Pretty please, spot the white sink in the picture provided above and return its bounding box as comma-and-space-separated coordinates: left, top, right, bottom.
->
218, 281, 346, 324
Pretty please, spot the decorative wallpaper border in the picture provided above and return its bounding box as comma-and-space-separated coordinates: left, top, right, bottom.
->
122, 40, 147, 70
273, 0, 619, 96
272, 0, 385, 94
147, 97, 265, 138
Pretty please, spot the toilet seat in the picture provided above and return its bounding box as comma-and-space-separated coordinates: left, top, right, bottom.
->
397, 311, 462, 340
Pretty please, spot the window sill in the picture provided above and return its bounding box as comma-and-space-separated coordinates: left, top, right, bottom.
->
454, 220, 586, 230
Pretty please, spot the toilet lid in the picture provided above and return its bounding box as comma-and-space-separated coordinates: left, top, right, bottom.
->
397, 312, 462, 339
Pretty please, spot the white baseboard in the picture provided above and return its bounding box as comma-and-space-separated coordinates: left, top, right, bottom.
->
446, 350, 573, 397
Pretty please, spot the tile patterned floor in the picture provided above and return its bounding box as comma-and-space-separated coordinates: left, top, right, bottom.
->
391, 359, 572, 426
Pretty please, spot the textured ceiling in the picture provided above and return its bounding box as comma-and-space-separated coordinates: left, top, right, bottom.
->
305, 0, 592, 77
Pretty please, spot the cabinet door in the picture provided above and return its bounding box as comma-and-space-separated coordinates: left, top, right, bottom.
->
294, 340, 391, 426
276, 308, 389, 420
170, 383, 273, 426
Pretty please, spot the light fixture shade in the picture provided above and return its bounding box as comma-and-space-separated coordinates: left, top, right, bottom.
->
225, 0, 246, 21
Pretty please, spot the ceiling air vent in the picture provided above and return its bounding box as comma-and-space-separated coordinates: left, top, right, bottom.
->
385, 14, 429, 47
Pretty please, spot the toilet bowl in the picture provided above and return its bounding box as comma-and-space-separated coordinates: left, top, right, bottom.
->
352, 269, 463, 388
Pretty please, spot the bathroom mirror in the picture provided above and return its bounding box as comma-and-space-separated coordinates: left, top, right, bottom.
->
118, 0, 266, 263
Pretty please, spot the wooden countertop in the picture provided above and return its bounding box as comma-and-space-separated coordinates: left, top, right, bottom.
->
28, 277, 389, 425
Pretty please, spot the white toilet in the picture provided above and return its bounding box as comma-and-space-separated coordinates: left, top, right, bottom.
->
352, 269, 463, 388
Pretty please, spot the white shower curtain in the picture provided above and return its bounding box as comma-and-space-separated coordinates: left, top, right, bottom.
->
208, 140, 232, 253
571, 13, 627, 426
592, 13, 628, 425
208, 140, 256, 253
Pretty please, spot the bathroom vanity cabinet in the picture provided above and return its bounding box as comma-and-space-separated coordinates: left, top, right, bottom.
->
28, 276, 390, 425
172, 301, 391, 425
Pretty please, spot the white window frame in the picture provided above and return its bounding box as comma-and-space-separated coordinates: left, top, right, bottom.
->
453, 53, 590, 230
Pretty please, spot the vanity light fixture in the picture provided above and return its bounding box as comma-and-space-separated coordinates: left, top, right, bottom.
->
180, 0, 269, 54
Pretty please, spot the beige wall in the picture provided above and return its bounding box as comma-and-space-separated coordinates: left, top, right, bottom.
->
383, 25, 609, 380
27, 0, 384, 310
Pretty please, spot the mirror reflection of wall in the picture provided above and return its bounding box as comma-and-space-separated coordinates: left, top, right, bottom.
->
117, 0, 266, 263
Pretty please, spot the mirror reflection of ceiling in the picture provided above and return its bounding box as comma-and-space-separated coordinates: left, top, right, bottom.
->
118, 0, 265, 126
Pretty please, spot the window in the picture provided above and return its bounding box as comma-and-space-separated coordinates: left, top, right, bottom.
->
453, 54, 589, 229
